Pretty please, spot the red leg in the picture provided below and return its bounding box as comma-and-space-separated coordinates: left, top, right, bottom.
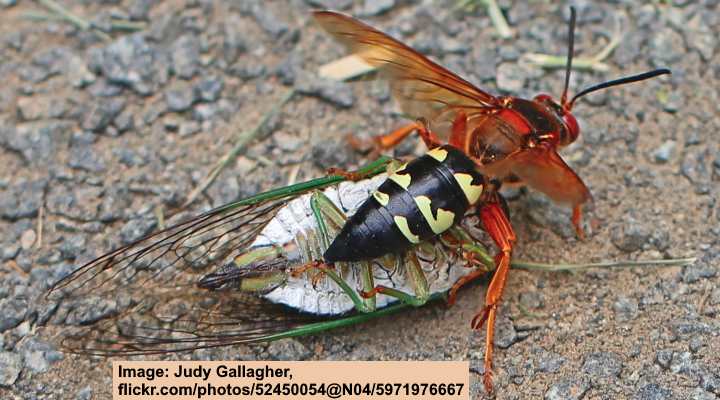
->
572, 203, 585, 240
448, 111, 468, 149
290, 260, 333, 286
414, 118, 443, 149
473, 200, 516, 394
346, 123, 419, 158
374, 123, 419, 149
447, 268, 485, 306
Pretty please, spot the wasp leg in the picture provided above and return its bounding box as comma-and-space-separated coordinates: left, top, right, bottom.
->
360, 251, 430, 307
471, 198, 516, 394
415, 118, 443, 149
310, 191, 376, 313
572, 203, 585, 240
345, 123, 419, 159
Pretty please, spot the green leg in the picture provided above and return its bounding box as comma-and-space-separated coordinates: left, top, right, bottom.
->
309, 191, 376, 313
360, 251, 430, 307
445, 226, 495, 270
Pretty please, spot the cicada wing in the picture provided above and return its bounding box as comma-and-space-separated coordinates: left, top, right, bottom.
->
54, 289, 325, 356
505, 147, 592, 206
42, 182, 322, 355
313, 11, 500, 139
47, 198, 287, 302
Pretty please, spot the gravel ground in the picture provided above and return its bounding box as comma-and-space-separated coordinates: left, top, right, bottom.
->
0, 0, 718, 399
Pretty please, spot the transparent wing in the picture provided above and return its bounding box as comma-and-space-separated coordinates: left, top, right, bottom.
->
42, 160, 393, 355
43, 195, 312, 355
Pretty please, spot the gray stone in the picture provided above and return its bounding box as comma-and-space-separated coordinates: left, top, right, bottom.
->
192, 103, 217, 121
1, 242, 20, 261
229, 63, 266, 81
195, 75, 223, 102
82, 97, 126, 132
223, 15, 247, 64
92, 33, 170, 95
165, 82, 198, 112
359, 0, 396, 16
0, 297, 28, 332
613, 296, 639, 322
519, 291, 544, 309
536, 352, 566, 374
21, 340, 58, 373
669, 351, 695, 375
64, 297, 120, 325
119, 217, 157, 245
304, 0, 352, 10
170, 34, 201, 79
497, 63, 526, 92
661, 92, 683, 113
59, 235, 87, 260
267, 339, 311, 361
128, 0, 155, 20
581, 352, 623, 378
312, 138, 354, 170
0, 179, 47, 220
699, 368, 720, 395
0, 352, 22, 387
245, 4, 288, 39
670, 319, 715, 340
649, 28, 685, 66
68, 145, 107, 173
652, 140, 676, 163
46, 185, 102, 222
544, 377, 590, 400
611, 218, 651, 252
295, 72, 355, 108
635, 384, 673, 400
3, 121, 71, 165
113, 109, 135, 133
64, 52, 96, 88
274, 51, 301, 85
17, 96, 68, 121
179, 121, 200, 137
493, 314, 519, 349
690, 388, 718, 400
76, 386, 93, 400
655, 349, 673, 370
681, 252, 718, 283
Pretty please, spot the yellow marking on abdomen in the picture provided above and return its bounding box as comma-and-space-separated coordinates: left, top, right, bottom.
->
388, 171, 411, 189
393, 216, 420, 243
372, 190, 389, 206
414, 195, 455, 234
427, 147, 448, 162
453, 173, 483, 205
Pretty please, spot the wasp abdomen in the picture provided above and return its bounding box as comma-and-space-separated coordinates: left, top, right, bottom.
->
324, 145, 484, 263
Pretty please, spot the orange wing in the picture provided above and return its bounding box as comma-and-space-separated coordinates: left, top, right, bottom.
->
314, 11, 500, 139
506, 146, 592, 207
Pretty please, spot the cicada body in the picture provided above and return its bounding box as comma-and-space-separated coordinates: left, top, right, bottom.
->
43, 158, 495, 355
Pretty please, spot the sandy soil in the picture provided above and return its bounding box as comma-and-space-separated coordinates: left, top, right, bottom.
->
0, 1, 718, 399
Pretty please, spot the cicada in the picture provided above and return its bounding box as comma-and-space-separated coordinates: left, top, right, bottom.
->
44, 157, 498, 357
313, 8, 670, 391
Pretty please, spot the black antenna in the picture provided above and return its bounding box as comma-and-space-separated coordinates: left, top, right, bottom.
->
560, 7, 577, 107
568, 68, 671, 109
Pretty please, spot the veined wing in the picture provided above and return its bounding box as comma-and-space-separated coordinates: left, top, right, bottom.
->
314, 11, 501, 138
43, 159, 391, 355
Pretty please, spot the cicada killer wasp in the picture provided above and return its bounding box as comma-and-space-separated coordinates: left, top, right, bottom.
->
314, 7, 670, 392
